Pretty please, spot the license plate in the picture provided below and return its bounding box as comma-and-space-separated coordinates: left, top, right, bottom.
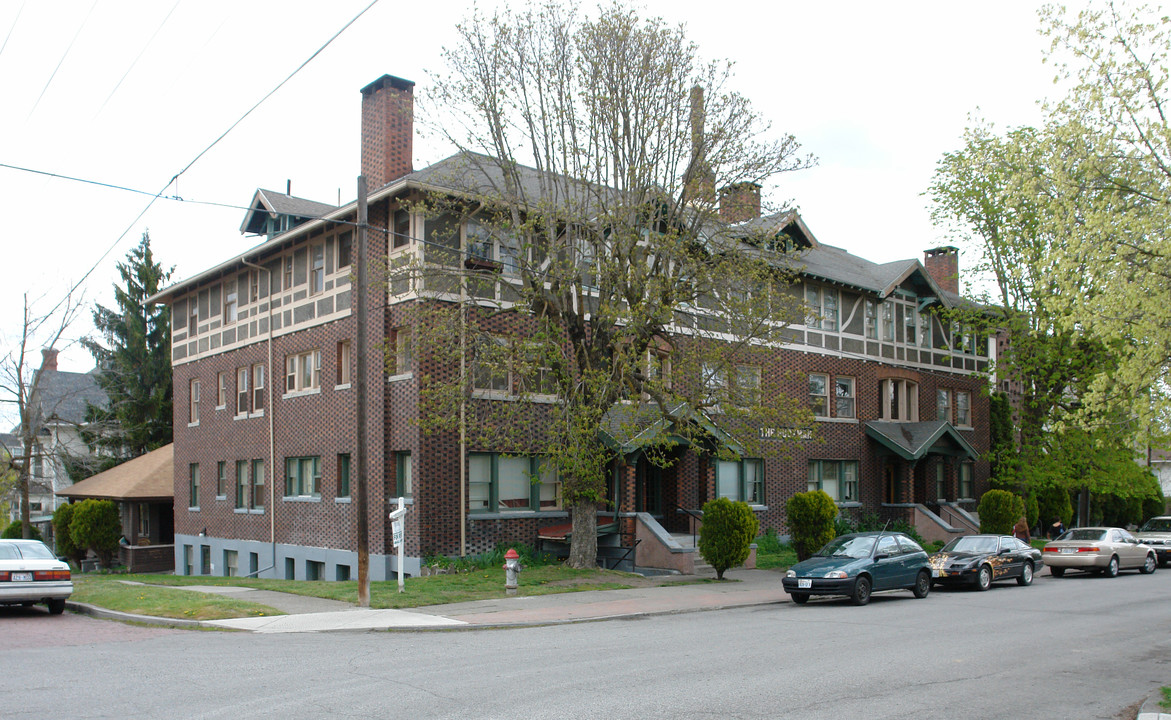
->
1060, 548, 1077, 554
12, 572, 32, 582
797, 578, 812, 589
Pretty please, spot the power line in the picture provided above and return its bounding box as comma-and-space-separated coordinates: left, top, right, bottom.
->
0, 1, 25, 64
26, 0, 97, 122
94, 0, 182, 120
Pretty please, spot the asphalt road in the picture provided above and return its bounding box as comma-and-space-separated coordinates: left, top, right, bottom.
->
3, 568, 1169, 719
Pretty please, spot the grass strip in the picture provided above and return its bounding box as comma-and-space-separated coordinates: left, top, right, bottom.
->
72, 576, 283, 620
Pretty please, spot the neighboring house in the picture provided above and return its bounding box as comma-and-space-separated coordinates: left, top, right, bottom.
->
57, 443, 174, 572
1148, 450, 1171, 510
149, 74, 991, 581
6, 349, 108, 538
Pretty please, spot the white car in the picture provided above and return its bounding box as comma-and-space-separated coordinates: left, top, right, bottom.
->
0, 539, 73, 614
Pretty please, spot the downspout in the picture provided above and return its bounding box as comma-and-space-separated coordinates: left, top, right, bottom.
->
242, 258, 277, 574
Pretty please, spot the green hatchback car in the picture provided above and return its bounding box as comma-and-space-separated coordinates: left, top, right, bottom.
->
782, 531, 932, 606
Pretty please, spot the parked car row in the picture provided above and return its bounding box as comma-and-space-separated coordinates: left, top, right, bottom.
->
0, 539, 73, 615
783, 524, 1160, 606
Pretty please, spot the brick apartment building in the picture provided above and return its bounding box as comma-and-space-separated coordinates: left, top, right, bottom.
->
151, 74, 991, 580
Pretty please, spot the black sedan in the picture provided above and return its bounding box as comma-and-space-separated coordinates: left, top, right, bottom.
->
928, 534, 1040, 590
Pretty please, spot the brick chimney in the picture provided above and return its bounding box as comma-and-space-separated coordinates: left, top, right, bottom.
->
40, 348, 58, 372
924, 246, 959, 295
360, 75, 415, 191
687, 85, 715, 204
719, 183, 762, 223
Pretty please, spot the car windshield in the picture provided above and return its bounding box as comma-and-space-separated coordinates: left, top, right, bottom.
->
1058, 529, 1107, 542
1140, 518, 1171, 532
816, 535, 875, 559
14, 542, 55, 559
942, 536, 999, 554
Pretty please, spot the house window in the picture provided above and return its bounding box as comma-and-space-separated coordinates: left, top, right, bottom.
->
189, 463, 200, 509
189, 305, 199, 338
937, 389, 951, 423
201, 545, 211, 575
716, 458, 764, 504
882, 300, 895, 342
396, 452, 412, 499
473, 336, 509, 394
467, 220, 494, 263
959, 462, 973, 498
286, 350, 322, 393
392, 210, 410, 250
808, 460, 858, 502
183, 545, 193, 576
310, 243, 325, 294
519, 344, 557, 397
904, 306, 916, 345
252, 363, 265, 412
235, 460, 249, 509
285, 456, 321, 497
733, 365, 761, 406
306, 560, 324, 581
189, 379, 201, 425
283, 256, 293, 290
251, 459, 264, 510
216, 461, 226, 498
137, 503, 150, 537
249, 270, 260, 303
835, 377, 855, 418
805, 286, 837, 331
920, 311, 932, 348
879, 378, 919, 422
809, 373, 829, 417
864, 300, 877, 340
467, 453, 560, 512
391, 328, 412, 376
217, 372, 227, 408
338, 454, 351, 498
338, 230, 353, 268
236, 367, 250, 416
955, 391, 971, 426
337, 340, 352, 386
935, 462, 946, 500
224, 285, 238, 325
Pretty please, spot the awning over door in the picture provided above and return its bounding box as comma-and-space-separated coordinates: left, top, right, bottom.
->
599, 402, 744, 458
865, 421, 978, 461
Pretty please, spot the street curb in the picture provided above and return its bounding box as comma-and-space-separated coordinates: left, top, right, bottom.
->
65, 600, 221, 630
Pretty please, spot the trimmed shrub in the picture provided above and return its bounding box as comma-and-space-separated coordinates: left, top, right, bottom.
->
786, 490, 838, 562
52, 503, 85, 565
1036, 483, 1073, 529
978, 489, 1025, 534
2, 520, 43, 541
69, 499, 121, 568
698, 497, 759, 580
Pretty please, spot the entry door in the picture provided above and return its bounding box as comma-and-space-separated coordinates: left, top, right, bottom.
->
637, 460, 662, 515
883, 464, 897, 504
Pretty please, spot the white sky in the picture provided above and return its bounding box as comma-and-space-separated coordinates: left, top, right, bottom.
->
0, 0, 1057, 379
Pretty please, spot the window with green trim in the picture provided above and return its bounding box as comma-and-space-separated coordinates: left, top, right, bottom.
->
285, 456, 321, 497
468, 453, 561, 512
808, 460, 858, 502
715, 458, 764, 504
338, 454, 351, 498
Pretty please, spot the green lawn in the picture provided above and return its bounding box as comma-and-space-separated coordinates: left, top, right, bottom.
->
754, 533, 798, 570
72, 565, 643, 618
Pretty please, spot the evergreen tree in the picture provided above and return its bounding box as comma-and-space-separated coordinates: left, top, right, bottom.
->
82, 232, 173, 460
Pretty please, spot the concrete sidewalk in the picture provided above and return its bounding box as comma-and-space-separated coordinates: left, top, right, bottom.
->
67, 567, 787, 634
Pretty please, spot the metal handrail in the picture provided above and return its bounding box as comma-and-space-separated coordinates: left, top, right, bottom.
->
676, 507, 704, 547
606, 538, 642, 570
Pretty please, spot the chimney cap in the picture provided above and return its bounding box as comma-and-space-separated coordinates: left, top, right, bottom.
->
924, 246, 958, 257
361, 74, 415, 96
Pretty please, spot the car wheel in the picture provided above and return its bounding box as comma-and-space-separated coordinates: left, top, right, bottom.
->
851, 576, 872, 606
1017, 562, 1034, 586
1104, 555, 1120, 578
1140, 553, 1157, 575
976, 564, 992, 591
913, 570, 931, 598
791, 593, 809, 605
1050, 567, 1065, 578
47, 599, 65, 615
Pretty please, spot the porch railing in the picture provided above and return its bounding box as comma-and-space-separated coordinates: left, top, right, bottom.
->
676, 507, 703, 547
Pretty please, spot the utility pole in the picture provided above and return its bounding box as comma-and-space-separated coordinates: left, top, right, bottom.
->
356, 176, 370, 607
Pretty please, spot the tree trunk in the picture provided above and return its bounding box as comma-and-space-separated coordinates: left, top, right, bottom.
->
566, 500, 598, 569
19, 436, 33, 539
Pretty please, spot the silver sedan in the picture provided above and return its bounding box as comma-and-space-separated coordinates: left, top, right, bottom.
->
0, 539, 73, 614
1042, 527, 1157, 578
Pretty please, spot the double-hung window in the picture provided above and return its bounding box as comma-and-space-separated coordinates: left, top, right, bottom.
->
716, 458, 764, 504
252, 363, 265, 411
809, 373, 829, 418
337, 341, 352, 386
285, 456, 321, 497
236, 367, 250, 416
882, 301, 895, 342
224, 283, 238, 325
805, 286, 838, 331
734, 365, 762, 406
338, 454, 351, 498
235, 460, 249, 509
920, 311, 932, 348
395, 452, 412, 499
338, 230, 354, 267
251, 459, 264, 510
216, 461, 226, 498
217, 372, 227, 408
864, 300, 878, 340
880, 378, 919, 422
955, 391, 971, 426
188, 463, 200, 509
310, 243, 325, 294
472, 336, 509, 394
286, 350, 322, 393
937, 389, 951, 423
468, 453, 560, 512
904, 306, 916, 345
392, 210, 410, 250
835, 377, 856, 418
959, 462, 973, 498
189, 379, 201, 425
808, 460, 858, 502
391, 328, 412, 376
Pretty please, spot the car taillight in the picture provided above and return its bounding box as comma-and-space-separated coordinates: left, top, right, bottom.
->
33, 570, 71, 581
1077, 547, 1100, 553
0, 571, 8, 581
1043, 547, 1058, 552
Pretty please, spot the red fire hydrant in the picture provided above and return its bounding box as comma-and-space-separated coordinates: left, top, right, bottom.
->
504, 548, 522, 596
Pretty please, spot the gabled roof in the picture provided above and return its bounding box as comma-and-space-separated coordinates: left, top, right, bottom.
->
34, 369, 107, 426
599, 402, 744, 457
57, 443, 173, 501
864, 420, 979, 461
239, 188, 338, 235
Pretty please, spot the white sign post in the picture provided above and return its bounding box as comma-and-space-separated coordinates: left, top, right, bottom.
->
389, 497, 408, 593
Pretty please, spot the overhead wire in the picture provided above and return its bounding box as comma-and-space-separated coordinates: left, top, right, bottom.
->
26, 0, 97, 122
94, 0, 182, 120
0, 1, 25, 64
